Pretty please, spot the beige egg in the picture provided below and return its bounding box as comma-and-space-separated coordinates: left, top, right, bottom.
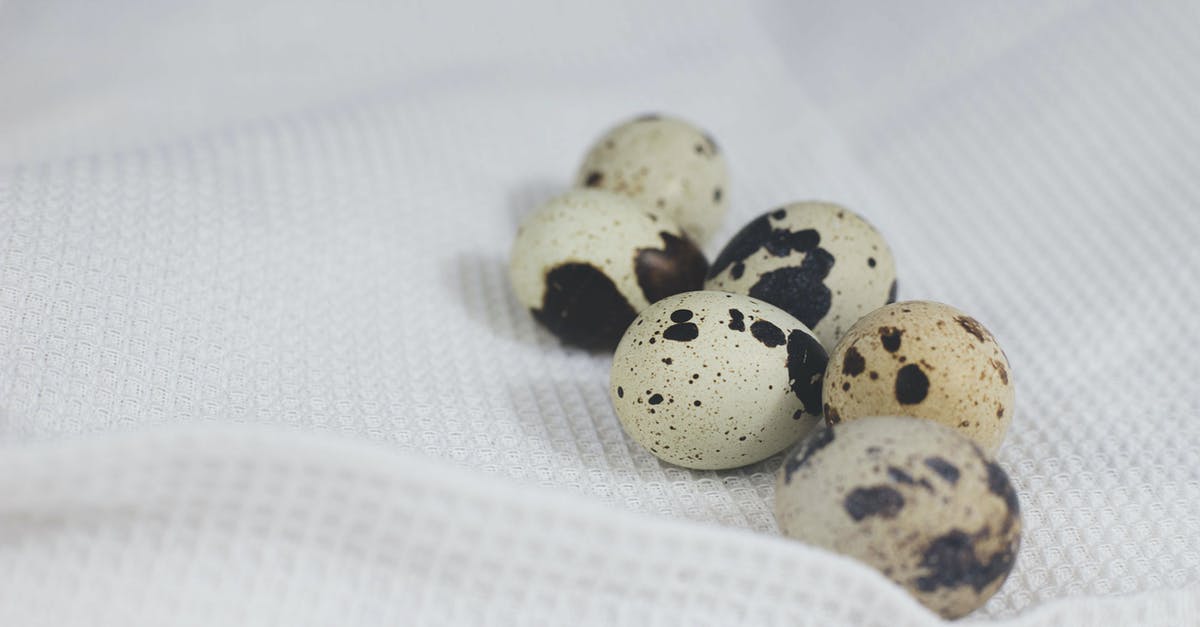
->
705, 201, 897, 351
576, 114, 729, 244
609, 290, 827, 470
775, 416, 1021, 619
509, 189, 707, 350
822, 301, 1014, 452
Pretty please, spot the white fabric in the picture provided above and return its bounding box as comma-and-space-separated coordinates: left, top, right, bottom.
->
1, 0, 1198, 625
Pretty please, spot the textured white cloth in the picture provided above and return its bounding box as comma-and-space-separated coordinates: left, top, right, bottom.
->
1, 0, 1199, 625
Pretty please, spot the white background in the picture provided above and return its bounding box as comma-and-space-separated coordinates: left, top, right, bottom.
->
1, 1, 1198, 625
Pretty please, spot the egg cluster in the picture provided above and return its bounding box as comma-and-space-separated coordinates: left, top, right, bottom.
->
509, 113, 1021, 619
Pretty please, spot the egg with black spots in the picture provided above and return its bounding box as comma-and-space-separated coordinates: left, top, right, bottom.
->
706, 201, 897, 351
510, 189, 708, 350
823, 301, 1014, 452
609, 290, 828, 470
776, 416, 1021, 619
576, 114, 729, 244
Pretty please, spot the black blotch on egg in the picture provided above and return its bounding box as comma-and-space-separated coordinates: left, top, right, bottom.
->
895, 364, 930, 404
986, 462, 1020, 514
842, 347, 866, 376
532, 263, 636, 350
879, 327, 903, 352
671, 309, 693, 323
783, 424, 835, 483
924, 457, 960, 484
663, 322, 699, 342
914, 530, 1017, 594
747, 249, 834, 330
844, 485, 905, 521
708, 211, 836, 328
786, 330, 827, 415
750, 320, 786, 347
887, 466, 915, 485
728, 309, 745, 331
635, 232, 708, 304
764, 228, 821, 257
709, 215, 772, 278
583, 171, 604, 187
888, 466, 933, 491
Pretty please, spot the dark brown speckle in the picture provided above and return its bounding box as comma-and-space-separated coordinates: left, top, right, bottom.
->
956, 316, 990, 343
842, 346, 866, 376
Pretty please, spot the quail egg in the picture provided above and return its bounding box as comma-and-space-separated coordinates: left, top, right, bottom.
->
609, 290, 827, 469
706, 201, 896, 351
775, 416, 1021, 619
576, 114, 729, 244
509, 189, 707, 350
822, 301, 1014, 452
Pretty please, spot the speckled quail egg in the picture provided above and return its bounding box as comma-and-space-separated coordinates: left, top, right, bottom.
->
706, 201, 897, 351
822, 301, 1014, 453
609, 290, 827, 470
576, 114, 729, 244
509, 189, 708, 350
775, 416, 1021, 620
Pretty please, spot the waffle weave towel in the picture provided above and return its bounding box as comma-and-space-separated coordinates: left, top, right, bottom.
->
1, 1, 1198, 624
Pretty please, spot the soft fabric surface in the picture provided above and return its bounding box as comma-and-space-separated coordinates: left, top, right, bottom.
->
1, 1, 1198, 624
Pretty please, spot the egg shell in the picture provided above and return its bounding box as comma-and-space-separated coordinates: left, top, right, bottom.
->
822, 301, 1014, 452
706, 201, 897, 351
576, 114, 729, 244
609, 290, 827, 470
775, 416, 1021, 619
509, 189, 707, 350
